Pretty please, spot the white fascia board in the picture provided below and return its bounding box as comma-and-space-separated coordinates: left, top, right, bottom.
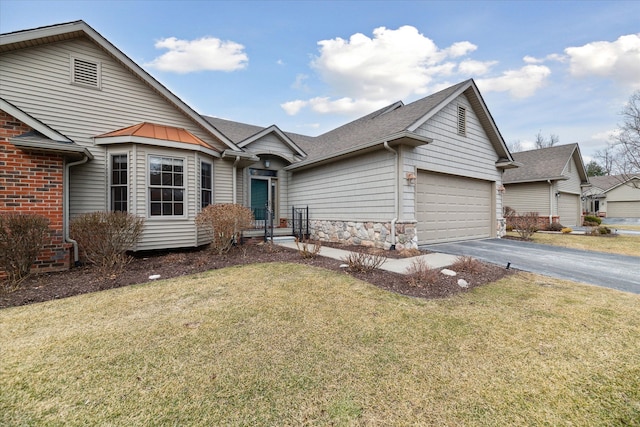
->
238, 125, 307, 157
285, 131, 431, 171
0, 98, 72, 142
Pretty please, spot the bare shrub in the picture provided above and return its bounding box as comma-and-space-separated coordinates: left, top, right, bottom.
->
512, 211, 539, 240
196, 204, 253, 255
397, 248, 422, 257
342, 251, 387, 273
451, 256, 485, 274
405, 257, 439, 287
295, 237, 322, 258
0, 213, 49, 288
70, 211, 144, 273
546, 222, 564, 232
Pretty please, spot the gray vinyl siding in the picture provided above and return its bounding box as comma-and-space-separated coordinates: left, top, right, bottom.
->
557, 157, 582, 194
244, 134, 297, 158
606, 178, 640, 202
0, 37, 227, 223
289, 150, 396, 222
404, 94, 503, 224
503, 182, 552, 216
213, 160, 234, 204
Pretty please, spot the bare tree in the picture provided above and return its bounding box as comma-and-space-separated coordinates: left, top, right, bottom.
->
593, 147, 616, 175
507, 140, 523, 153
534, 131, 559, 149
613, 90, 640, 173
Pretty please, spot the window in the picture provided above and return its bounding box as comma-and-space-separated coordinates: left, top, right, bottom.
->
110, 154, 128, 212
457, 105, 466, 136
201, 161, 212, 208
149, 156, 184, 216
71, 56, 101, 89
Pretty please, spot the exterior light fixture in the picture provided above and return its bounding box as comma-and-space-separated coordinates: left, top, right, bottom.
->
406, 172, 417, 184
264, 160, 270, 168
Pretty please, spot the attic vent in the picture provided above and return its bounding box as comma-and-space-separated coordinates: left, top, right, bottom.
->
457, 105, 466, 136
71, 57, 101, 89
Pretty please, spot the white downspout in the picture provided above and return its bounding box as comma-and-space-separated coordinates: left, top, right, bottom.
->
232, 156, 240, 204
383, 141, 399, 249
547, 179, 553, 224
64, 155, 89, 266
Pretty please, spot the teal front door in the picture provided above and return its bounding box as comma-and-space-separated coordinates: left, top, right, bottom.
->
251, 178, 269, 220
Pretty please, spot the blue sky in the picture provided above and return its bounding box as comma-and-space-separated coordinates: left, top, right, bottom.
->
2, 0, 639, 162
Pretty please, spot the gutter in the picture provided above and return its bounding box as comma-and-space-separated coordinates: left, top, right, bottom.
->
383, 141, 399, 250
547, 179, 553, 225
64, 155, 90, 266
232, 156, 240, 204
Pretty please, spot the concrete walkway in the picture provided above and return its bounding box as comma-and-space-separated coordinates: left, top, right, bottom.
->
276, 241, 459, 274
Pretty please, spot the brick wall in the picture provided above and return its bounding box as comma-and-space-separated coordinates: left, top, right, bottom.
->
0, 110, 71, 273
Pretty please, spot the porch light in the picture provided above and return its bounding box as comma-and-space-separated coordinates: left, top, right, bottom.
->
497, 185, 506, 193
264, 159, 270, 168
406, 172, 417, 184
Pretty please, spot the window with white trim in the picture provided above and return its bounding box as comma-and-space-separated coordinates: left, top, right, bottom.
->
457, 105, 467, 136
201, 161, 213, 209
70, 56, 101, 89
110, 154, 128, 212
149, 156, 184, 216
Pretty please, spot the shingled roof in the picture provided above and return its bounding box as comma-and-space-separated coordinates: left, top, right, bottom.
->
588, 174, 640, 192
503, 143, 588, 184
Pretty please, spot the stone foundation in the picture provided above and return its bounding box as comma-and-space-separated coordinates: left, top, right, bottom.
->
309, 220, 418, 250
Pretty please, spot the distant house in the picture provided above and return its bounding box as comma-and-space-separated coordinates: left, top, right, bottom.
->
502, 144, 589, 227
583, 175, 640, 218
1, 20, 517, 274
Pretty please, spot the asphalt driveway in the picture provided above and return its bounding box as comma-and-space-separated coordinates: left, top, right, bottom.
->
421, 239, 640, 294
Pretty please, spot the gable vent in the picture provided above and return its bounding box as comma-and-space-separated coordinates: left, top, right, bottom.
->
457, 105, 466, 136
72, 57, 100, 88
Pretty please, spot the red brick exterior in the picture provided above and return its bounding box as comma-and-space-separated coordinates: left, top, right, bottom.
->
0, 110, 71, 273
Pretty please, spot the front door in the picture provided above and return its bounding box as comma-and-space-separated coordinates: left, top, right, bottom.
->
250, 169, 278, 223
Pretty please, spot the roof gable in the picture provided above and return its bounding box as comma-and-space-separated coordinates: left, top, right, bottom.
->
587, 174, 640, 193
290, 79, 513, 166
0, 20, 241, 153
504, 143, 588, 184
203, 116, 306, 159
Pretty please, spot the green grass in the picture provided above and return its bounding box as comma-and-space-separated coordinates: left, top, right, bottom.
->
2, 264, 639, 426
508, 231, 640, 256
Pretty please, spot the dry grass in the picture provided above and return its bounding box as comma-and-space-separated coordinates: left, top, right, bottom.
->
513, 231, 640, 256
2, 264, 639, 426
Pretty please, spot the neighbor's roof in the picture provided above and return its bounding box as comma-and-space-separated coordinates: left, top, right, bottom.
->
587, 174, 640, 192
0, 20, 241, 153
96, 122, 214, 149
503, 143, 588, 184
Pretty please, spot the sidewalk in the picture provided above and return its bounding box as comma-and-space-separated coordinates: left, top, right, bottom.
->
276, 241, 459, 274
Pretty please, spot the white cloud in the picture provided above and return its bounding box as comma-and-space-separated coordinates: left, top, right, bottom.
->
281, 99, 307, 115
523, 53, 566, 64
146, 36, 248, 73
291, 74, 310, 91
458, 59, 498, 76
283, 25, 479, 116
476, 65, 551, 98
565, 33, 640, 88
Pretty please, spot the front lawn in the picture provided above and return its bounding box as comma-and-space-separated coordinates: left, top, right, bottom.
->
2, 264, 639, 426
508, 231, 640, 256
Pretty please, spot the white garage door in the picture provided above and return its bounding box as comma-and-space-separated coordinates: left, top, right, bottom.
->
416, 171, 492, 244
558, 193, 580, 226
607, 201, 640, 217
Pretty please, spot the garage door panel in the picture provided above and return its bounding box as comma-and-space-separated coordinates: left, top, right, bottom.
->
608, 201, 640, 217
417, 171, 491, 244
558, 193, 579, 226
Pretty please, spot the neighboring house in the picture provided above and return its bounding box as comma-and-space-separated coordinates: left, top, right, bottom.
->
583, 175, 640, 218
1, 20, 517, 274
502, 144, 589, 227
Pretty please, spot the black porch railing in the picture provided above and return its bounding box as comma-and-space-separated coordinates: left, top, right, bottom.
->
292, 206, 309, 240
250, 205, 309, 242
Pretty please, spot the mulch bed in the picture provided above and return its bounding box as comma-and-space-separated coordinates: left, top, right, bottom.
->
1, 243, 513, 309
